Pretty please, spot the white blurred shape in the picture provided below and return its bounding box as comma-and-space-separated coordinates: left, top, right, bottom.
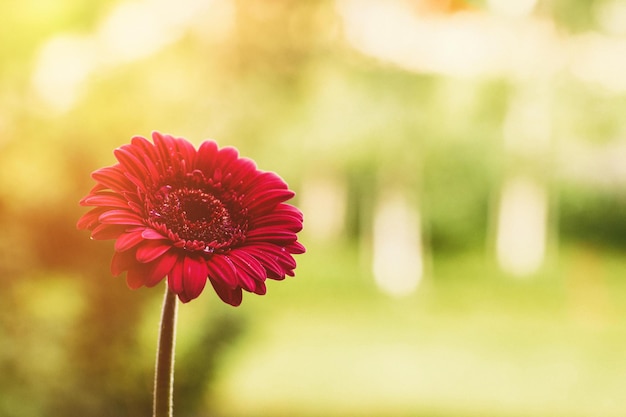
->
97, 1, 175, 62
503, 84, 552, 154
31, 34, 97, 112
337, 0, 561, 80
97, 0, 213, 62
299, 176, 346, 241
192, 0, 235, 41
337, 0, 489, 78
96, 0, 219, 62
558, 140, 626, 186
496, 176, 547, 277
337, 0, 563, 78
338, 0, 626, 93
595, 0, 626, 36
372, 191, 422, 296
31, 0, 224, 112
570, 34, 626, 94
487, 0, 537, 18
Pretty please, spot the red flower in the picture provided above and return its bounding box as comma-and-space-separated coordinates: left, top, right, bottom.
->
77, 132, 305, 305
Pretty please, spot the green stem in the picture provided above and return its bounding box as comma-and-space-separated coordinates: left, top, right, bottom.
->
153, 285, 178, 417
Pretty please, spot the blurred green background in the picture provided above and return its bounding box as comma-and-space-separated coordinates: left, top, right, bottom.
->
2, 0, 626, 416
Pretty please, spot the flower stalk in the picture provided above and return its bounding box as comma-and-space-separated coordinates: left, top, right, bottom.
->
77, 132, 305, 416
153, 285, 178, 417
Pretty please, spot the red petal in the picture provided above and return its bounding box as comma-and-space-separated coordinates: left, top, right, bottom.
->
250, 212, 303, 231
130, 136, 161, 179
242, 171, 288, 194
123, 171, 148, 192
232, 249, 266, 277
286, 241, 306, 254
275, 203, 304, 220
195, 140, 219, 173
141, 229, 166, 240
248, 243, 297, 272
114, 146, 148, 183
206, 255, 238, 289
89, 183, 107, 194
216, 146, 239, 172
167, 256, 185, 294
140, 152, 161, 183
179, 256, 208, 303
111, 250, 138, 276
232, 265, 256, 292
174, 135, 197, 168
91, 224, 126, 240
144, 252, 178, 287
99, 210, 145, 226
92, 166, 132, 192
130, 135, 153, 150
226, 158, 257, 186
252, 279, 266, 295
229, 250, 266, 291
77, 207, 107, 230
243, 246, 285, 279
135, 240, 172, 263
208, 277, 243, 306
114, 230, 145, 252
278, 252, 297, 270
80, 193, 129, 209
245, 227, 297, 244
153, 132, 177, 167
126, 266, 148, 289
244, 189, 295, 213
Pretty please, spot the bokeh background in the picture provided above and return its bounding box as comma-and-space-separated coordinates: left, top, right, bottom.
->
2, 0, 626, 416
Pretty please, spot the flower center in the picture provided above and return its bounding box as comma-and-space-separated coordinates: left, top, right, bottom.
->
147, 185, 247, 252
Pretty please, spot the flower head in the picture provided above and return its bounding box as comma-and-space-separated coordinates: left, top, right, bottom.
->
77, 132, 305, 305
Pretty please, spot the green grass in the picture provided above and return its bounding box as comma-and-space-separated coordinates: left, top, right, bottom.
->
203, 241, 626, 417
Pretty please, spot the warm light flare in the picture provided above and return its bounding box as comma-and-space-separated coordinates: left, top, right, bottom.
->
372, 191, 423, 296
299, 176, 346, 242
338, 0, 626, 93
496, 176, 547, 277
30, 0, 232, 112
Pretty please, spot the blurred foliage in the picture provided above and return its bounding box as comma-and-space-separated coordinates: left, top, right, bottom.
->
560, 185, 626, 249
538, 0, 598, 32
1, 0, 626, 416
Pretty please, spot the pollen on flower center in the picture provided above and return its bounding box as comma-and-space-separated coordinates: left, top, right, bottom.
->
147, 185, 246, 250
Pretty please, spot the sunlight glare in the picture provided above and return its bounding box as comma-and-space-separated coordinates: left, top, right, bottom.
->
595, 0, 626, 36
570, 34, 626, 93
30, 0, 226, 112
337, 0, 561, 79
496, 176, 547, 277
372, 191, 423, 296
487, 0, 537, 18
31, 34, 97, 112
299, 176, 347, 242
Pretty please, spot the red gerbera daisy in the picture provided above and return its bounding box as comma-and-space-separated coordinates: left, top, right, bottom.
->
77, 131, 305, 306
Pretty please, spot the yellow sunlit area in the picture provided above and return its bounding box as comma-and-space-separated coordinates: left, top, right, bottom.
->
3, 0, 626, 416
